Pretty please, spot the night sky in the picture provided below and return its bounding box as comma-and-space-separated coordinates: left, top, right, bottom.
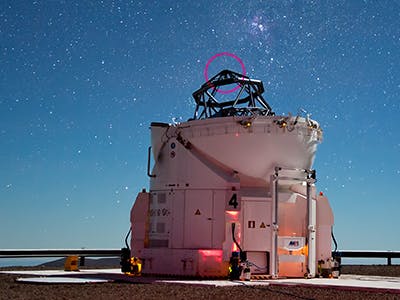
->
1, 1, 399, 252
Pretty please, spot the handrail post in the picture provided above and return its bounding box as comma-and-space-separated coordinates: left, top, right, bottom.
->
80, 256, 85, 267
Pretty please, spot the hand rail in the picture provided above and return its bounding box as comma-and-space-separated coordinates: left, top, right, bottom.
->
0, 249, 121, 258
1, 249, 399, 266
334, 250, 400, 265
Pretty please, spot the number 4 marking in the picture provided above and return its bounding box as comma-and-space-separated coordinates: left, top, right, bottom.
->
229, 193, 238, 209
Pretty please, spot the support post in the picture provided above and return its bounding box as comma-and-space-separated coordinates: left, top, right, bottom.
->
271, 173, 279, 278
306, 176, 316, 277
79, 256, 85, 267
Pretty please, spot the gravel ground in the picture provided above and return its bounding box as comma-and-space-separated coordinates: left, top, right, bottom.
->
1, 266, 400, 300
341, 265, 400, 277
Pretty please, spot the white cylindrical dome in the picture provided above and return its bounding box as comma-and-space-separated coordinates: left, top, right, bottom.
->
152, 115, 322, 187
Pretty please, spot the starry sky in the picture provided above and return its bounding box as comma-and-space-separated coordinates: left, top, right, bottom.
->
1, 1, 399, 253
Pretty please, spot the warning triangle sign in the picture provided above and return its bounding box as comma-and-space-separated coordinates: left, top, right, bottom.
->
195, 209, 201, 215
260, 222, 266, 228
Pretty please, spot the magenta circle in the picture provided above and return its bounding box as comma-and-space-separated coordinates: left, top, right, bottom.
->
204, 52, 246, 94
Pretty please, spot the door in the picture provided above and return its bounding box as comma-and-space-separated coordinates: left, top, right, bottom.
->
184, 190, 213, 248
242, 198, 272, 251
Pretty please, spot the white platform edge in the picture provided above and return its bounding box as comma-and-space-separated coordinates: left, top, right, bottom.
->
2, 269, 400, 291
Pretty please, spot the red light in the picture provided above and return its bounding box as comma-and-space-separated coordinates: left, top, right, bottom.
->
226, 211, 239, 216
226, 211, 239, 221
319, 191, 324, 196
199, 250, 222, 263
199, 249, 222, 256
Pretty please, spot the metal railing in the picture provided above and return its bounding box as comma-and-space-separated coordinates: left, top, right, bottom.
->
0, 249, 122, 267
334, 250, 400, 266
0, 249, 121, 258
1, 249, 400, 266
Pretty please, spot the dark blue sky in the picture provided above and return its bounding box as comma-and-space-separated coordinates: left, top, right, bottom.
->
1, 1, 399, 251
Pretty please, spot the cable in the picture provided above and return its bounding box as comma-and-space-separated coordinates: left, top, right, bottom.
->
246, 261, 268, 271
231, 223, 243, 253
331, 227, 338, 254
124, 227, 132, 249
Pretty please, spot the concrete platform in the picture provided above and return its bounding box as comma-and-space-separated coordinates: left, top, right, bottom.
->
2, 269, 400, 293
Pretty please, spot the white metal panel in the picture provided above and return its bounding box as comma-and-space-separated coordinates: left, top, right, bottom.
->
212, 190, 226, 248
242, 198, 272, 251
184, 190, 213, 248
130, 192, 150, 257
147, 192, 171, 248
247, 251, 269, 274
316, 194, 334, 261
278, 194, 307, 237
170, 190, 185, 248
279, 255, 306, 263
179, 116, 321, 185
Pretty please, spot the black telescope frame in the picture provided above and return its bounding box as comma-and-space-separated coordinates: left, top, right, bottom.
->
192, 69, 274, 120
